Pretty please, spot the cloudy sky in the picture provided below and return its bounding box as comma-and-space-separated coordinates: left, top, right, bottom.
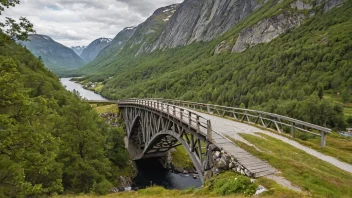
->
2, 0, 182, 47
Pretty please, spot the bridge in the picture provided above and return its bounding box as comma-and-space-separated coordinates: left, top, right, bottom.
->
106, 98, 332, 182
88, 99, 333, 182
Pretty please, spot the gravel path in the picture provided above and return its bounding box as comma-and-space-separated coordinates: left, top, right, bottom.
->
197, 112, 352, 174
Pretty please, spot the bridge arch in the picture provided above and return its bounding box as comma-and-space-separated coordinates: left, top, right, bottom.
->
120, 100, 213, 183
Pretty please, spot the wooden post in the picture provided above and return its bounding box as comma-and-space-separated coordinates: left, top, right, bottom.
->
188, 112, 192, 129
291, 123, 295, 138
321, 131, 326, 147
207, 120, 212, 141
180, 109, 183, 122
196, 116, 200, 133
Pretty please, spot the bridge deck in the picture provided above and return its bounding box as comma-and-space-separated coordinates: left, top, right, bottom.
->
155, 104, 277, 177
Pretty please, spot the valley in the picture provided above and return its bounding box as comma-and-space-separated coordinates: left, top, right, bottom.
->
1, 0, 352, 197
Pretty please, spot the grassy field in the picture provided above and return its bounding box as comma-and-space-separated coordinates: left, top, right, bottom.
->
233, 133, 352, 198
92, 104, 119, 114
293, 132, 352, 164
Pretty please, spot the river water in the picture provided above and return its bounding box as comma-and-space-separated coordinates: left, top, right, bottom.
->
60, 78, 108, 101
60, 78, 202, 190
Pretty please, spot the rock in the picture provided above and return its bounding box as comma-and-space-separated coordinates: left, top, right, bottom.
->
250, 178, 256, 183
236, 166, 241, 173
254, 185, 268, 196
232, 12, 305, 53
240, 169, 245, 175
111, 187, 119, 193
317, 0, 345, 12
217, 158, 229, 170
214, 41, 231, 54
151, 0, 265, 51
229, 161, 236, 169
214, 151, 221, 158
290, 0, 313, 10
118, 187, 125, 192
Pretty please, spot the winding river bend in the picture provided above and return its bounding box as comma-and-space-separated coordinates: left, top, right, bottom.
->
60, 78, 202, 190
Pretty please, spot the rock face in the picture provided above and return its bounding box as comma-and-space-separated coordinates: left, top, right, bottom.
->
19, 34, 85, 72
214, 41, 231, 54
97, 27, 136, 58
71, 46, 86, 56
317, 0, 345, 12
290, 0, 313, 10
80, 38, 112, 63
124, 4, 179, 56
232, 12, 305, 53
151, 0, 264, 51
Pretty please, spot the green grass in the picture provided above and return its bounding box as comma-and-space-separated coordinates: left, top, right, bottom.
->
233, 133, 352, 198
92, 104, 119, 114
293, 132, 352, 164
56, 172, 303, 197
170, 146, 195, 171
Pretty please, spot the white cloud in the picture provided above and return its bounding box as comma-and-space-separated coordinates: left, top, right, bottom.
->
1, 0, 183, 47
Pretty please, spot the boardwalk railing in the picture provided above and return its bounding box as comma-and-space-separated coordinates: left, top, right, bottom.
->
155, 99, 331, 147
118, 99, 213, 141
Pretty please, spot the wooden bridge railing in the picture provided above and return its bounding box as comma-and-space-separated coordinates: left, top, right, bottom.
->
118, 99, 213, 141
154, 99, 332, 147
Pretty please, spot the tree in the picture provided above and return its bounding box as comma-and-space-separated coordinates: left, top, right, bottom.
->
0, 0, 35, 41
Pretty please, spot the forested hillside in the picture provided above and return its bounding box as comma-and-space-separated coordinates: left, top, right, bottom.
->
77, 0, 352, 130
0, 33, 130, 197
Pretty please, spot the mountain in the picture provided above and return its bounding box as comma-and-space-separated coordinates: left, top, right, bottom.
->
97, 27, 136, 58
151, 0, 264, 51
71, 46, 86, 56
80, 4, 179, 74
77, 0, 351, 130
80, 38, 112, 63
19, 34, 85, 74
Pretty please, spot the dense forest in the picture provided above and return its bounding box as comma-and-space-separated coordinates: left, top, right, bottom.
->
78, 0, 352, 130
0, 32, 130, 196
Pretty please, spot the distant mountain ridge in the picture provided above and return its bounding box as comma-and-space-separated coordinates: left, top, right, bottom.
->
80, 38, 112, 63
19, 34, 85, 74
71, 46, 86, 56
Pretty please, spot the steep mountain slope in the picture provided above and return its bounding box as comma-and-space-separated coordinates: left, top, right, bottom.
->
78, 4, 179, 76
83, 27, 136, 72
71, 46, 86, 56
98, 27, 136, 56
19, 34, 85, 74
80, 38, 112, 63
151, 0, 264, 51
78, 0, 351, 129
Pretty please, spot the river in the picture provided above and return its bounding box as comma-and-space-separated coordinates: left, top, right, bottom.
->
60, 78, 202, 190
60, 78, 108, 101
